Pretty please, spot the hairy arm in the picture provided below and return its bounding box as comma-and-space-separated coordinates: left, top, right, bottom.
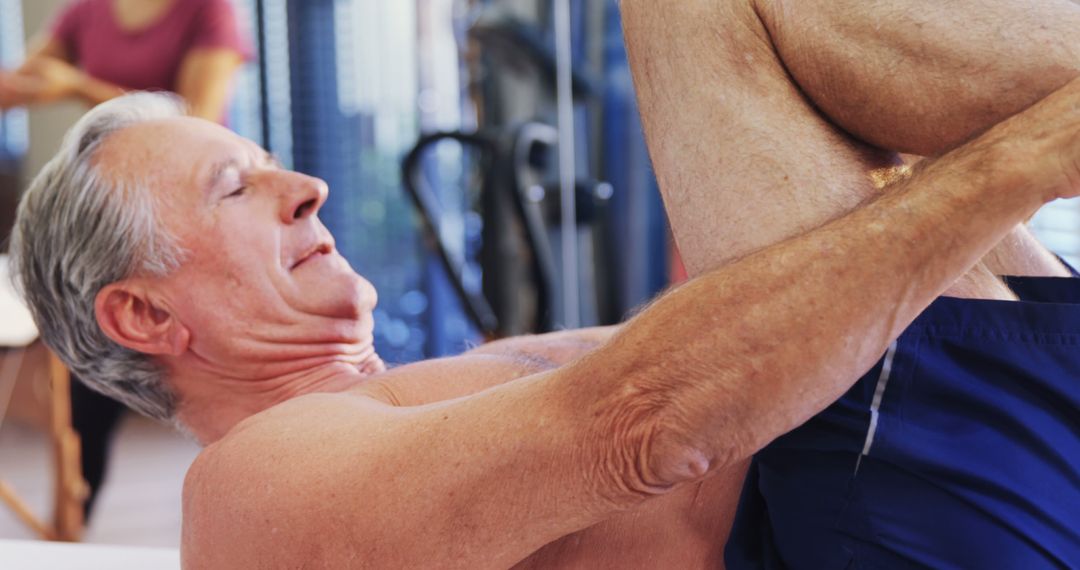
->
752, 0, 1080, 157
182, 80, 1080, 569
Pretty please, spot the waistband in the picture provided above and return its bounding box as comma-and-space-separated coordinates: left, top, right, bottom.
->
903, 276, 1080, 339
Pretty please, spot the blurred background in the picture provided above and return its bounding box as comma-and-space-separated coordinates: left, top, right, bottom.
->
1, 0, 674, 360
0, 0, 674, 548
1, 0, 1079, 552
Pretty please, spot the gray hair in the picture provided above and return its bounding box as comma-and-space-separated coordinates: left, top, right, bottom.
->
9, 92, 187, 422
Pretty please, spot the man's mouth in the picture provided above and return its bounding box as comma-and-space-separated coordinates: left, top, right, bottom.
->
291, 242, 334, 270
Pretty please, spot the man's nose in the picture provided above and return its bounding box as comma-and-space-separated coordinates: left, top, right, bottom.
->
276, 171, 329, 223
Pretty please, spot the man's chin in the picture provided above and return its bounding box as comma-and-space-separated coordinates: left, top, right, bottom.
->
297, 269, 377, 322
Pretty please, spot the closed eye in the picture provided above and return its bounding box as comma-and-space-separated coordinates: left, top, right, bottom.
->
226, 186, 247, 198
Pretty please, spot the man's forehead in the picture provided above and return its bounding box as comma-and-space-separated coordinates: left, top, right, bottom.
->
94, 117, 257, 190
98, 115, 240, 159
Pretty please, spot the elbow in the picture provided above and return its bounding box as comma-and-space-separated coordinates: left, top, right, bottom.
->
636, 419, 732, 491
567, 337, 747, 505
590, 383, 735, 502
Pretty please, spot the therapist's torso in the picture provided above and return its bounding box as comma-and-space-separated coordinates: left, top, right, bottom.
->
52, 0, 247, 93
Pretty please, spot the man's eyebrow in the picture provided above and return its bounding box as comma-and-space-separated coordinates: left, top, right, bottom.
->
204, 152, 280, 196
204, 158, 240, 196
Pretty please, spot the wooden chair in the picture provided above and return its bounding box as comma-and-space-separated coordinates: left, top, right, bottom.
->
0, 345, 86, 541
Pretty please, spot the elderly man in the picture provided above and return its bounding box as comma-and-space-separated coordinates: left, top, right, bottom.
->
7, 85, 1080, 568
10, 13, 1080, 570
623, 0, 1080, 567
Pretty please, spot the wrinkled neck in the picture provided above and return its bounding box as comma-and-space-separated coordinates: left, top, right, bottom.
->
173, 353, 384, 444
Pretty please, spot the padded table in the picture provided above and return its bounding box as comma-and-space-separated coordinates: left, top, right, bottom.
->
0, 539, 180, 569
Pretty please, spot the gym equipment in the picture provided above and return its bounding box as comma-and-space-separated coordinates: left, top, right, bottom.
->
402, 121, 611, 338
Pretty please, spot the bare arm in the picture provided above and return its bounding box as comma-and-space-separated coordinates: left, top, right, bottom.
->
182, 81, 1080, 569
23, 35, 68, 62
175, 48, 244, 121
622, 0, 1077, 281
0, 37, 125, 109
1, 40, 243, 119
11, 58, 124, 107
619, 0, 1072, 552
753, 0, 1080, 157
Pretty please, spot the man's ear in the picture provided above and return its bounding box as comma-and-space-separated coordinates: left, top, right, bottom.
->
95, 282, 190, 356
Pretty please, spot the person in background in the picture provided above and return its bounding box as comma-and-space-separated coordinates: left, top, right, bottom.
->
0, 0, 251, 519
0, 0, 251, 120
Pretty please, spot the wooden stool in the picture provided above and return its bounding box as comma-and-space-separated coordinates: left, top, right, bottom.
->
0, 345, 87, 541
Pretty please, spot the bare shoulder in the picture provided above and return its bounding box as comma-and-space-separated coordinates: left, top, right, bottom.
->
356, 329, 619, 408
177, 358, 626, 568
465, 326, 619, 365
181, 393, 398, 568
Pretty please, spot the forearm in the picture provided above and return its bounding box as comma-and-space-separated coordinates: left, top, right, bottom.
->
72, 73, 124, 106
189, 78, 1080, 570
378, 80, 1077, 565
24, 38, 123, 106
566, 105, 1066, 493
177, 49, 244, 122
9, 55, 124, 107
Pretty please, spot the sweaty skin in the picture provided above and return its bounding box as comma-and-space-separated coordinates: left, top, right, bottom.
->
64, 1, 1080, 567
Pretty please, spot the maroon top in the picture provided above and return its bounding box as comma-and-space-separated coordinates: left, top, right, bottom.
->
51, 0, 252, 93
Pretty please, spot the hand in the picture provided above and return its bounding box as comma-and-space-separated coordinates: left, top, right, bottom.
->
0, 70, 37, 109
14, 56, 85, 104
969, 76, 1080, 204
0, 59, 80, 109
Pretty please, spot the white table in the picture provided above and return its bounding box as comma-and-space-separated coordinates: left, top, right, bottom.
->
1, 254, 85, 540
0, 539, 180, 569
0, 255, 37, 348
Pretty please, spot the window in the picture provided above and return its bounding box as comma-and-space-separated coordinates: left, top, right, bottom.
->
0, 0, 27, 161
1031, 199, 1080, 268
277, 0, 477, 363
